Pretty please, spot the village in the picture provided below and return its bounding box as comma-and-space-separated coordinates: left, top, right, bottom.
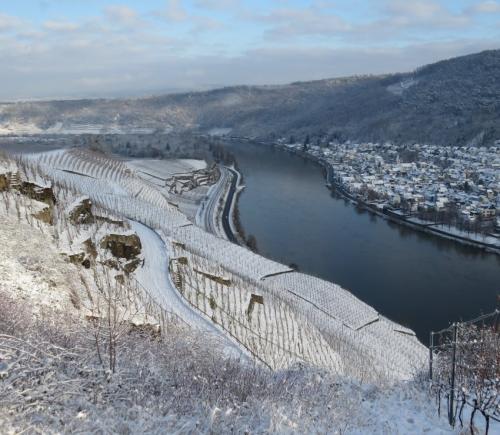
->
278, 139, 500, 247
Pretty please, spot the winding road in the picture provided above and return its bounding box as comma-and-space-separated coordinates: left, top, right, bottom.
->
200, 165, 240, 243
220, 167, 239, 244
128, 220, 248, 360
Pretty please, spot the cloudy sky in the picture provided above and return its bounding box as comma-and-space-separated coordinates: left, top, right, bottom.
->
1, 0, 499, 100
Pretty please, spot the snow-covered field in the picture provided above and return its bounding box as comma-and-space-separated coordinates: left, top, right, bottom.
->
0, 121, 161, 136
127, 158, 207, 180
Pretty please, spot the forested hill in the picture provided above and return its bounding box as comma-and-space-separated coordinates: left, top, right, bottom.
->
1, 49, 499, 146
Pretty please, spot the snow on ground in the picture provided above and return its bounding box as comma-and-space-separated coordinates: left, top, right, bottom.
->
430, 223, 500, 247
129, 220, 248, 361
207, 127, 232, 136
196, 165, 231, 238
0, 213, 81, 317
0, 122, 43, 135
127, 158, 207, 180
179, 158, 207, 171
0, 208, 471, 435
172, 185, 210, 221
264, 272, 427, 380
0, 122, 161, 136
0, 158, 17, 174
0, 150, 491, 433
13, 148, 429, 382
169, 244, 343, 371
351, 382, 453, 434
406, 217, 500, 248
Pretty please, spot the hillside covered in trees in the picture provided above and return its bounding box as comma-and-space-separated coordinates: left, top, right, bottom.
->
1, 50, 499, 146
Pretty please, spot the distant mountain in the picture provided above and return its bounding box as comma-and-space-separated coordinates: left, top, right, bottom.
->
1, 49, 499, 146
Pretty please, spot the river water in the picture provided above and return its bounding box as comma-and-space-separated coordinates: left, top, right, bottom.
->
227, 141, 500, 342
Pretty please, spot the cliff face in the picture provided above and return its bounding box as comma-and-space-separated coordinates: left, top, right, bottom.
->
1, 50, 499, 146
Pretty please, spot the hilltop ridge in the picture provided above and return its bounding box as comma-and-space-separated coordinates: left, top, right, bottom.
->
1, 49, 499, 146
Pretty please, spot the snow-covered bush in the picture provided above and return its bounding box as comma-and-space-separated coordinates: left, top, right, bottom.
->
0, 289, 453, 434
430, 312, 500, 433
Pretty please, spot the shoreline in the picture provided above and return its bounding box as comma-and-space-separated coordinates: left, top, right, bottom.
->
225, 166, 247, 246
220, 166, 246, 245
272, 143, 500, 256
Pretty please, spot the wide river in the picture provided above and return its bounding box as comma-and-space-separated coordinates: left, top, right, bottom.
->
227, 141, 500, 343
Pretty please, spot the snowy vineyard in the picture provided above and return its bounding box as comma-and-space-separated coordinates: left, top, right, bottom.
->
430, 311, 500, 433
169, 243, 341, 371
4, 148, 428, 383
0, 160, 187, 336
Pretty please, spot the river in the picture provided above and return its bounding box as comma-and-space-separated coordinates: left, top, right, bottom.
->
227, 141, 500, 343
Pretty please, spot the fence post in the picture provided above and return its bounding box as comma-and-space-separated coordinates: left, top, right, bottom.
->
448, 323, 458, 426
429, 331, 434, 381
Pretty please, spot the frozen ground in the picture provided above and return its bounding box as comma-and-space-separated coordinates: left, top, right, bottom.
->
127, 157, 213, 221
0, 216, 456, 434
129, 220, 249, 361
0, 214, 81, 318
10, 149, 427, 381
126, 158, 207, 184
1, 150, 493, 433
0, 288, 458, 434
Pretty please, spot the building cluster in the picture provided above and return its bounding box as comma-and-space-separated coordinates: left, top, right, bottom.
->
279, 140, 500, 234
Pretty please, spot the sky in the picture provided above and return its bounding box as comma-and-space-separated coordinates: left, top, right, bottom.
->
0, 0, 499, 100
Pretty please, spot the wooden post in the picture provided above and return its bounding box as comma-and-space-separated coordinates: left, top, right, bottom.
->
448, 323, 458, 426
429, 331, 434, 381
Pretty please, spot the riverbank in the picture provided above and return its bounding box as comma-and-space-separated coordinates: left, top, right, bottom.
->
272, 143, 500, 256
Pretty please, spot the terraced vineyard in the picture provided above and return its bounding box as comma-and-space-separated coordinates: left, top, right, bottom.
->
10, 148, 428, 382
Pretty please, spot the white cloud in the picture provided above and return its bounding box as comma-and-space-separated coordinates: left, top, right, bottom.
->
193, 0, 242, 10
104, 5, 141, 26
470, 1, 500, 14
0, 13, 23, 32
155, 0, 188, 22
384, 0, 441, 20
382, 0, 470, 28
43, 20, 80, 32
0, 32, 497, 101
248, 0, 477, 44
0, 1, 498, 100
259, 7, 351, 39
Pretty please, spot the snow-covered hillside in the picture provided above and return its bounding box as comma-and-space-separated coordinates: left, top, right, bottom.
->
0, 149, 480, 433
6, 147, 428, 382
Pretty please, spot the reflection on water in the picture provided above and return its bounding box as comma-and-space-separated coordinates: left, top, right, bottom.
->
228, 141, 500, 343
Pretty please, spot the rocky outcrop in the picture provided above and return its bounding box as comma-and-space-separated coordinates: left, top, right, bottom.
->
18, 182, 56, 205
100, 233, 142, 261
101, 258, 120, 270
82, 238, 97, 259
101, 256, 142, 274
66, 252, 88, 267
0, 174, 9, 191
123, 258, 142, 274
32, 206, 54, 225
100, 233, 143, 275
94, 215, 125, 227
68, 197, 94, 225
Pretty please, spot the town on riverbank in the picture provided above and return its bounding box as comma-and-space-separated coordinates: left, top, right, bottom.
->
272, 139, 500, 254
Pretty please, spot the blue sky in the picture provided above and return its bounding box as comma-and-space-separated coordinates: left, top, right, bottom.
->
0, 1, 499, 99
